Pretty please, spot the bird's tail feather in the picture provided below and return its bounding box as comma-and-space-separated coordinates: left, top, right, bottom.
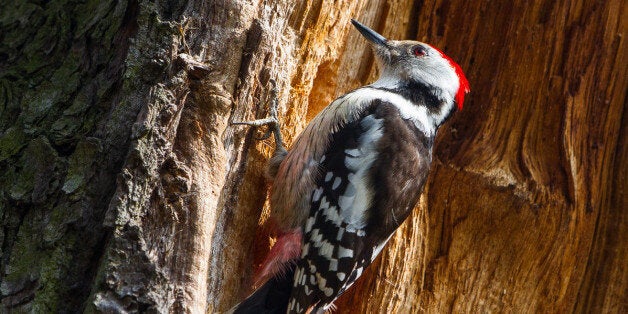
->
228, 264, 295, 314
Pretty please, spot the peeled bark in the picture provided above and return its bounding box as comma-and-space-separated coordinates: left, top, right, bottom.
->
0, 0, 625, 313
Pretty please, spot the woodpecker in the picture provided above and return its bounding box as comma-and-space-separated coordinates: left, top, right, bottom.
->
230, 19, 470, 313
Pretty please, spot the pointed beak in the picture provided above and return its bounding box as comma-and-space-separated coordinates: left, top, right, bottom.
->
351, 19, 388, 47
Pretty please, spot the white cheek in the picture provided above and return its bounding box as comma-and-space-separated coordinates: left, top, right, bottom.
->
413, 62, 459, 103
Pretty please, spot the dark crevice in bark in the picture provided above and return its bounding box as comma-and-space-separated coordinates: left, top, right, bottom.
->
406, 0, 423, 40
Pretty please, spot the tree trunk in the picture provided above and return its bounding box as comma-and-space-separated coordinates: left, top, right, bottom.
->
0, 0, 625, 313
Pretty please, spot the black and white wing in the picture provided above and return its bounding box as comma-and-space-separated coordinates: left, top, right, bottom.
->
286, 98, 433, 313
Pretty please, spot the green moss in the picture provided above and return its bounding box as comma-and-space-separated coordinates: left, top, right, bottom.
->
0, 127, 29, 162
43, 202, 82, 244
3, 207, 79, 313
62, 138, 102, 196
20, 85, 59, 126
6, 136, 61, 203
1, 209, 46, 296
8, 146, 39, 201
32, 235, 76, 313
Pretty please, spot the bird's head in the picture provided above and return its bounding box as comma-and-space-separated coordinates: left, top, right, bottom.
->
351, 19, 470, 110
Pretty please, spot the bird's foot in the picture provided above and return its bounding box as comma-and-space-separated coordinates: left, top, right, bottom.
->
232, 79, 286, 152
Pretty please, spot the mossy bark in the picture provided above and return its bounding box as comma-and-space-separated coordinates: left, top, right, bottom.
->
1, 0, 625, 313
1, 0, 141, 311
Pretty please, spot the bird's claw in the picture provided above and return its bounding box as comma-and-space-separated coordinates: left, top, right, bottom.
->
231, 117, 278, 140
232, 79, 285, 150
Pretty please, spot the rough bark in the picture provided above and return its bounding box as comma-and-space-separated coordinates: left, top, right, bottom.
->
0, 0, 140, 311
0, 0, 625, 313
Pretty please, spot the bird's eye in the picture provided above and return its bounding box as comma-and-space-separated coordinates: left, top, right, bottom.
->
412, 45, 427, 57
